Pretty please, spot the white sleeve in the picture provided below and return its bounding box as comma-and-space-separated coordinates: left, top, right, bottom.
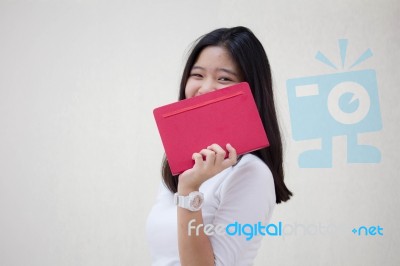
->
209, 155, 276, 266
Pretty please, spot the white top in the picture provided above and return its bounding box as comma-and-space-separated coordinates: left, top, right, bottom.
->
146, 154, 276, 266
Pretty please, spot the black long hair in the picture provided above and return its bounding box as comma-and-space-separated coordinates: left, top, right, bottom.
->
161, 26, 292, 203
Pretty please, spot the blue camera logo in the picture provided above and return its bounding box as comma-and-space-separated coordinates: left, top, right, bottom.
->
287, 39, 382, 168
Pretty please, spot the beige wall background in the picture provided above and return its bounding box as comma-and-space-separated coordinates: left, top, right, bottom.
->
0, 0, 399, 265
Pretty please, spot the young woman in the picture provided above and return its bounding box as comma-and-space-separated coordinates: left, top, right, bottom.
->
146, 26, 292, 266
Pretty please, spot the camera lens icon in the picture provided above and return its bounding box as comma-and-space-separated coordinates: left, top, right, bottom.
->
327, 81, 370, 125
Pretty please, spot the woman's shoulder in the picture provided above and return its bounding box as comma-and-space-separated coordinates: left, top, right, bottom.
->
214, 152, 276, 217
234, 153, 271, 175
220, 153, 275, 196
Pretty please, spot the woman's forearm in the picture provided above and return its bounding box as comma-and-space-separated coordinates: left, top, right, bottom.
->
177, 206, 214, 266
176, 144, 236, 265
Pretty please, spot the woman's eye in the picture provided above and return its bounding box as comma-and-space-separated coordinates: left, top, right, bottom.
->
190, 73, 202, 78
218, 77, 232, 82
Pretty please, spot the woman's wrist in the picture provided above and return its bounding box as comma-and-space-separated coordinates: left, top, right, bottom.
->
177, 184, 200, 196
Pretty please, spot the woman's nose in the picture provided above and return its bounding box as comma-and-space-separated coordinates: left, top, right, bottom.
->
197, 80, 217, 95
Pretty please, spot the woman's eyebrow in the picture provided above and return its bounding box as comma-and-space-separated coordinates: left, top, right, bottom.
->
217, 68, 239, 77
191, 65, 239, 77
191, 66, 205, 71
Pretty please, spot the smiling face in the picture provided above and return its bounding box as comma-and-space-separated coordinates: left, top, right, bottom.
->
184, 46, 243, 99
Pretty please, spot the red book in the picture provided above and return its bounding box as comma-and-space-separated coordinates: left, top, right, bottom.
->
153, 82, 269, 175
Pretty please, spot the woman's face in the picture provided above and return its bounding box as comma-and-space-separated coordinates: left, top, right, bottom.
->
185, 46, 243, 99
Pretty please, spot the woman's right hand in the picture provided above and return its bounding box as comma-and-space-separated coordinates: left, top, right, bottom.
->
177, 143, 237, 195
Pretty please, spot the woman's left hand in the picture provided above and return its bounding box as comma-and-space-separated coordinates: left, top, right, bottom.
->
178, 143, 237, 195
